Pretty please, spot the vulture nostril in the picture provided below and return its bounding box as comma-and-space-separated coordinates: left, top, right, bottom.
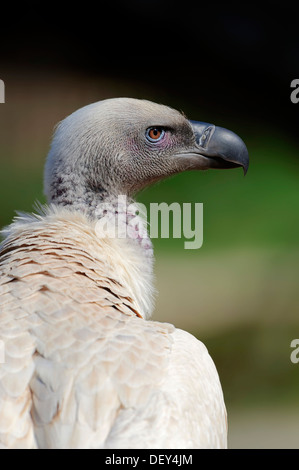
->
198, 126, 214, 149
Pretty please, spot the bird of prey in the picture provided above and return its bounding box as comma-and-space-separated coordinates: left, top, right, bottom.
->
0, 98, 248, 448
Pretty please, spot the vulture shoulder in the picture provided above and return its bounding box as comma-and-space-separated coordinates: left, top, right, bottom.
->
0, 207, 226, 449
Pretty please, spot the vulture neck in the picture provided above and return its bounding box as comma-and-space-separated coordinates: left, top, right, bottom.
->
93, 193, 154, 259
92, 193, 155, 320
52, 187, 154, 259
47, 187, 156, 319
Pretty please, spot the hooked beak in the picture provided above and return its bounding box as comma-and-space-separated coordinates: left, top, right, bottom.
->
189, 120, 249, 174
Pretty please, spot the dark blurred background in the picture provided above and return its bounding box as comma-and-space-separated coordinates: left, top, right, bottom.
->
0, 2, 299, 448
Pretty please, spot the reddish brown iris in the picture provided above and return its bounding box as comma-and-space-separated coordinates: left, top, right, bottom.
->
148, 128, 162, 140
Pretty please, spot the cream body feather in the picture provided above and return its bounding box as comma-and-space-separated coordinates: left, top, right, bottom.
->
0, 207, 226, 448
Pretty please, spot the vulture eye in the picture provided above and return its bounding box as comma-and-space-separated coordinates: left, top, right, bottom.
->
145, 127, 165, 143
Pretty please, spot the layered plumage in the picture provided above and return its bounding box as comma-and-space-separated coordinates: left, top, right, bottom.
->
0, 98, 248, 448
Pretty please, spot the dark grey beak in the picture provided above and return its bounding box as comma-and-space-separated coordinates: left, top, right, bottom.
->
189, 121, 249, 174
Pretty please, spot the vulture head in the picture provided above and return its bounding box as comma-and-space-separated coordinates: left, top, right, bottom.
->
44, 98, 249, 211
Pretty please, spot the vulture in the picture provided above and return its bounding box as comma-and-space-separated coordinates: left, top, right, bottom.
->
0, 98, 248, 449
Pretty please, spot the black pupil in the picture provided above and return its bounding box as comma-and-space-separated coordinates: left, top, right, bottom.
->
153, 129, 159, 137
